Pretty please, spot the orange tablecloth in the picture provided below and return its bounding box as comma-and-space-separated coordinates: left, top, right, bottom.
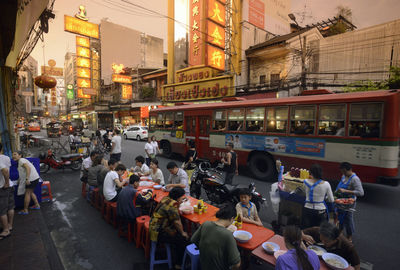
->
251, 235, 354, 270
236, 223, 275, 251
180, 197, 219, 224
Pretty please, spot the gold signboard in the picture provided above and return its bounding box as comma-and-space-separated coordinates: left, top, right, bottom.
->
207, 44, 225, 71
175, 66, 219, 83
77, 57, 91, 68
41, 66, 63, 76
77, 78, 91, 88
76, 36, 90, 47
207, 21, 225, 49
64, 15, 99, 39
121, 84, 133, 100
77, 67, 91, 78
77, 89, 91, 99
112, 74, 132, 84
76, 46, 91, 58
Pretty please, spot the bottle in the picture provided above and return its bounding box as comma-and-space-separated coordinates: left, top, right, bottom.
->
300, 169, 305, 179
237, 214, 243, 229
290, 167, 295, 177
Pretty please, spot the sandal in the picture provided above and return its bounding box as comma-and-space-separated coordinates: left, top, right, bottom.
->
0, 233, 11, 240
18, 211, 28, 215
29, 206, 40, 210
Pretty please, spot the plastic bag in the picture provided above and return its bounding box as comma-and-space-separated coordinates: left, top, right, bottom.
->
270, 182, 280, 214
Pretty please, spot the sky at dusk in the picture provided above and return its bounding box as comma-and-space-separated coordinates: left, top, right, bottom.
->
30, 0, 400, 70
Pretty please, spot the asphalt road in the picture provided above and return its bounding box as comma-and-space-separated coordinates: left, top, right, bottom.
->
35, 131, 399, 270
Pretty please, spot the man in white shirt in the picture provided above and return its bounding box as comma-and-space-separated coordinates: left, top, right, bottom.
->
131, 156, 150, 177
103, 161, 128, 202
166, 162, 189, 195
110, 129, 122, 162
0, 143, 13, 238
80, 151, 98, 182
144, 138, 154, 166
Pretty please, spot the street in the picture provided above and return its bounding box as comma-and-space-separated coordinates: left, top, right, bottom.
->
33, 131, 399, 270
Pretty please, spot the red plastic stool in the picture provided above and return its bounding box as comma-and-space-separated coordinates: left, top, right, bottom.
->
135, 215, 151, 248
110, 202, 117, 227
90, 188, 99, 207
41, 181, 53, 202
93, 188, 102, 210
141, 220, 151, 259
118, 219, 135, 243
103, 200, 115, 223
81, 182, 87, 198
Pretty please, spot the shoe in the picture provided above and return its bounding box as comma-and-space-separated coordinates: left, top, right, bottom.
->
0, 233, 10, 240
29, 206, 40, 210
17, 211, 29, 215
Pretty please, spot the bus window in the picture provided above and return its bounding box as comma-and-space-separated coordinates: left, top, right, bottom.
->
165, 112, 174, 128
267, 107, 288, 133
149, 116, 156, 130
318, 105, 346, 136
350, 103, 382, 138
290, 106, 315, 135
213, 110, 227, 131
228, 108, 245, 131
175, 112, 183, 129
156, 113, 164, 128
246, 107, 264, 132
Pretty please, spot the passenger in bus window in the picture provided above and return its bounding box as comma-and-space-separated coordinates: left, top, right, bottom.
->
294, 121, 313, 135
335, 122, 345, 136
361, 122, 380, 138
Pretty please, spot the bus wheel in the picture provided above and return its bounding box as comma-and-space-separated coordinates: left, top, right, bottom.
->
249, 153, 276, 181
161, 141, 172, 158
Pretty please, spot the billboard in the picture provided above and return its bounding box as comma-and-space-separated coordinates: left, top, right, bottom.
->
64, 15, 99, 39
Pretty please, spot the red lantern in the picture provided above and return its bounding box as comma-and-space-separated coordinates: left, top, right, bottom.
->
34, 75, 57, 89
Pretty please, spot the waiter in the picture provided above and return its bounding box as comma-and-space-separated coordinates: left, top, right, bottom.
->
336, 162, 364, 242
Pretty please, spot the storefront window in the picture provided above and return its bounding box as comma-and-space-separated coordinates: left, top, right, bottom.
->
156, 113, 164, 128
246, 107, 264, 132
266, 107, 288, 133
175, 112, 183, 129
213, 110, 226, 131
228, 108, 245, 131
318, 105, 346, 136
165, 112, 174, 128
290, 106, 315, 135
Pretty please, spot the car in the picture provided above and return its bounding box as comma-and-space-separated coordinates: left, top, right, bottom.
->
62, 119, 84, 135
28, 122, 41, 132
123, 126, 148, 141
46, 121, 62, 137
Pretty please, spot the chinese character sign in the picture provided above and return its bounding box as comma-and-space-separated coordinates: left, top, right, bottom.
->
207, 21, 225, 48
77, 78, 91, 88
77, 89, 91, 99
207, 44, 225, 70
76, 46, 91, 58
189, 0, 205, 66
76, 36, 90, 47
76, 57, 91, 68
207, 0, 226, 26
121, 84, 132, 100
64, 15, 99, 39
77, 67, 91, 78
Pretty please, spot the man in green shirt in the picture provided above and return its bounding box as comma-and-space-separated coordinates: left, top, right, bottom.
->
191, 205, 241, 270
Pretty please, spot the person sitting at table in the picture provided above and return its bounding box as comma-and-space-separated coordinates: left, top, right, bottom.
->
131, 155, 150, 177
302, 222, 360, 270
235, 188, 263, 226
276, 225, 320, 270
150, 159, 165, 185
117, 174, 153, 223
149, 187, 189, 269
87, 155, 105, 201
191, 204, 241, 270
166, 162, 189, 195
103, 161, 128, 202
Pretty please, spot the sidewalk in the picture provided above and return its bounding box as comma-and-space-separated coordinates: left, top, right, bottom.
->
0, 209, 64, 270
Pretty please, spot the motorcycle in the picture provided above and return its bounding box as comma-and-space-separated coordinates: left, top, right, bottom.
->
190, 161, 267, 211
39, 149, 83, 174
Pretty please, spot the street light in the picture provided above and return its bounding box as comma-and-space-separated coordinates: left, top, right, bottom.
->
288, 13, 307, 92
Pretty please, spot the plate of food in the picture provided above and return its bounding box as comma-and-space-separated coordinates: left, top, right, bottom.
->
322, 253, 349, 270
307, 245, 327, 257
262, 242, 280, 254
274, 250, 287, 259
233, 230, 252, 243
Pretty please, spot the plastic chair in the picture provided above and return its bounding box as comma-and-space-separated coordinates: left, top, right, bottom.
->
135, 215, 150, 248
41, 181, 53, 202
103, 200, 117, 225
140, 220, 151, 258
91, 188, 101, 210
181, 243, 200, 270
150, 241, 172, 270
118, 219, 135, 243
81, 182, 87, 198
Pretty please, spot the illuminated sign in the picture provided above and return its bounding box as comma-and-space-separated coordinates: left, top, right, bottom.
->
121, 84, 133, 100
176, 66, 219, 83
64, 15, 99, 39
207, 44, 225, 70
67, 88, 74, 100
77, 78, 91, 88
189, 0, 205, 66
163, 75, 234, 102
207, 0, 226, 26
51, 88, 57, 106
207, 21, 225, 49
83, 88, 97, 96
41, 66, 63, 76
112, 63, 125, 74
92, 60, 99, 70
112, 74, 132, 84
76, 57, 91, 68
77, 89, 91, 99
77, 67, 91, 78
76, 36, 90, 47
76, 46, 91, 58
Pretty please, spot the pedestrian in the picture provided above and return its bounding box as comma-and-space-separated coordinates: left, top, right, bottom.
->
131, 155, 150, 177
276, 225, 320, 270
221, 142, 238, 185
335, 162, 364, 242
0, 143, 14, 239
166, 161, 190, 195
80, 151, 98, 183
149, 159, 165, 185
236, 188, 263, 226
103, 161, 128, 202
110, 129, 122, 162
191, 204, 241, 270
301, 164, 334, 229
149, 187, 189, 269
182, 140, 197, 184
103, 128, 111, 149
144, 137, 155, 166
12, 151, 40, 215
150, 135, 160, 155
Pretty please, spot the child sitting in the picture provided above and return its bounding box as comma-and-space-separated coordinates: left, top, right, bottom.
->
235, 188, 263, 226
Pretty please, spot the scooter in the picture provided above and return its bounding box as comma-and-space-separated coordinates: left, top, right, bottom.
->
190, 160, 266, 211
39, 149, 83, 174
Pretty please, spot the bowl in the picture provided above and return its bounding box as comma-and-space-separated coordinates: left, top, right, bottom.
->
262, 242, 280, 254
307, 245, 327, 257
274, 250, 287, 259
322, 253, 349, 270
180, 205, 194, 215
154, 185, 162, 190
233, 230, 252, 243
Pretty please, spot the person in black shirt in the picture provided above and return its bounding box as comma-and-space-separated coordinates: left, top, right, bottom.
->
183, 140, 197, 171
221, 142, 238, 185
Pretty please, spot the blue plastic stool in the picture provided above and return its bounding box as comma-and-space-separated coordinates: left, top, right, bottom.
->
150, 241, 172, 270
181, 243, 200, 270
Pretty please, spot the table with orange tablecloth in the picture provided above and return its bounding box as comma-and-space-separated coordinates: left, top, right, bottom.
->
236, 223, 275, 251
251, 235, 354, 270
180, 197, 219, 225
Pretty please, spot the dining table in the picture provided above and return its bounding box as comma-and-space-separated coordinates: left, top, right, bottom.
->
251, 234, 354, 270
235, 223, 275, 251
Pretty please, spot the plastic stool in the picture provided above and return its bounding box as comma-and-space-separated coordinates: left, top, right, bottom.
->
103, 201, 116, 224
181, 243, 200, 270
135, 215, 150, 248
81, 182, 87, 198
41, 181, 53, 202
150, 241, 172, 270
140, 220, 151, 258
110, 203, 117, 227
93, 188, 101, 210
118, 219, 135, 243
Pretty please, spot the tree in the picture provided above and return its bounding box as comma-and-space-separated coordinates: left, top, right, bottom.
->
388, 66, 400, 89
327, 5, 353, 36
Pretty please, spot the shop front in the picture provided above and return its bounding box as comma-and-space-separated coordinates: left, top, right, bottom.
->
116, 109, 141, 126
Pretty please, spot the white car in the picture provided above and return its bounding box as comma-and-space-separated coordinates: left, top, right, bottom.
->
124, 126, 148, 141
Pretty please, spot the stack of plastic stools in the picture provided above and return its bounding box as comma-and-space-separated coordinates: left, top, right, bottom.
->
150, 241, 172, 270
41, 181, 53, 202
181, 243, 200, 270
135, 215, 150, 248
81, 182, 87, 198
118, 219, 134, 243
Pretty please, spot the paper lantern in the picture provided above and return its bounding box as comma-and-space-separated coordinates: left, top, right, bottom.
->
34, 75, 57, 89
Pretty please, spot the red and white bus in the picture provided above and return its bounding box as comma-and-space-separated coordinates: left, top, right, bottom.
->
149, 90, 400, 184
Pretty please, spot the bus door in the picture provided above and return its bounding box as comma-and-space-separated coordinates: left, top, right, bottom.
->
197, 116, 211, 158
185, 116, 196, 149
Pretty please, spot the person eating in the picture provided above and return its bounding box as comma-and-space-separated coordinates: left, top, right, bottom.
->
235, 188, 263, 226
131, 155, 150, 177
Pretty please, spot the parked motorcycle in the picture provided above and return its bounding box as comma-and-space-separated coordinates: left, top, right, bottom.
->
190, 161, 266, 211
39, 149, 83, 174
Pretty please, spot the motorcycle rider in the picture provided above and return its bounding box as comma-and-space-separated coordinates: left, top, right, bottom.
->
221, 142, 238, 185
